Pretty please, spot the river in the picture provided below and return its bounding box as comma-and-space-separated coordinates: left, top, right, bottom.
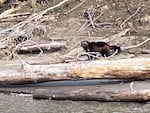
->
0, 80, 150, 113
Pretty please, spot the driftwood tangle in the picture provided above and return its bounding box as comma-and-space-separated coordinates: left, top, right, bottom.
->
33, 89, 150, 102
0, 58, 149, 85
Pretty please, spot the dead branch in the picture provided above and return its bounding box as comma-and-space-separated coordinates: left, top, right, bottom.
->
120, 5, 144, 29
121, 38, 150, 50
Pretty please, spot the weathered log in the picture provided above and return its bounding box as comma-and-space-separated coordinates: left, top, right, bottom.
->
0, 58, 149, 85
15, 40, 66, 53
33, 89, 150, 102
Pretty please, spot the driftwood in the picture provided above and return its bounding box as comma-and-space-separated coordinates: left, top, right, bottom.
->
0, 0, 72, 55
15, 40, 66, 53
0, 58, 149, 85
33, 89, 150, 102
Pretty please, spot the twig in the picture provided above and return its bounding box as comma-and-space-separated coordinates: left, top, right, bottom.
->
120, 5, 144, 29
64, 0, 86, 14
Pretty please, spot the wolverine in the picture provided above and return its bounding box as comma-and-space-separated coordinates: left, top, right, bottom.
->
81, 41, 121, 59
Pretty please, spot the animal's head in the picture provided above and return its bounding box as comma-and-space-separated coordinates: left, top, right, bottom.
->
80, 41, 90, 51
81, 41, 89, 47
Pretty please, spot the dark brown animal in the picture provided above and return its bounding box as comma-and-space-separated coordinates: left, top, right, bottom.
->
81, 41, 121, 59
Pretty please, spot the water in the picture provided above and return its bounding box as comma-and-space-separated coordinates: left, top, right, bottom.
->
1, 80, 150, 113
0, 93, 150, 113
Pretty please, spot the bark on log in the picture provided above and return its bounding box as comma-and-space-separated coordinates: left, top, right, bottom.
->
0, 58, 149, 85
33, 89, 150, 102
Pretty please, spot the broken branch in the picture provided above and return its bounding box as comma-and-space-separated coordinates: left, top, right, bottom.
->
121, 38, 150, 50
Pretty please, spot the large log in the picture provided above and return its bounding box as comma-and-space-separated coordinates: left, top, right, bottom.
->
33, 89, 150, 102
0, 58, 150, 85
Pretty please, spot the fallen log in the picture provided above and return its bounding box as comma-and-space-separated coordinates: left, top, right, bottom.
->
33, 89, 150, 102
0, 58, 149, 85
15, 40, 66, 53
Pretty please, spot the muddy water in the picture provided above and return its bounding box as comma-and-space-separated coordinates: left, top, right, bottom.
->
0, 80, 150, 113
0, 93, 150, 113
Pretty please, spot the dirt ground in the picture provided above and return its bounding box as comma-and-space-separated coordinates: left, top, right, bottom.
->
0, 0, 149, 66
